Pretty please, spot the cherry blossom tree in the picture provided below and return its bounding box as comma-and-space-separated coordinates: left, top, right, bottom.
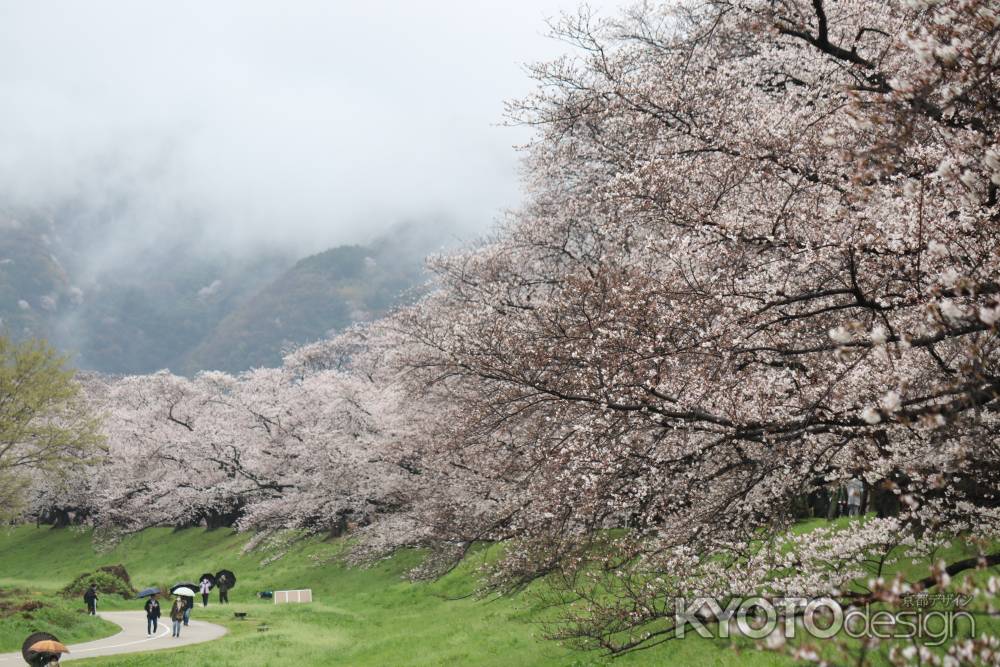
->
232, 334, 423, 542
371, 0, 1000, 661
25, 329, 426, 549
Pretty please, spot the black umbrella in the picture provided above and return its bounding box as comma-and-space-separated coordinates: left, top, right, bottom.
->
136, 587, 161, 598
215, 569, 236, 588
170, 582, 198, 596
198, 573, 216, 589
22, 632, 59, 665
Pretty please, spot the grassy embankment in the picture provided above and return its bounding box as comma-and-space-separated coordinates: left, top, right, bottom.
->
0, 526, 792, 666
0, 586, 117, 655
2, 521, 995, 665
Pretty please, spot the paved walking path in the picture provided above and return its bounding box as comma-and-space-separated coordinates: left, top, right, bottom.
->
0, 611, 227, 663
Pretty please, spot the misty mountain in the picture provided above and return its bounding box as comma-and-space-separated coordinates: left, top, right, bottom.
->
181, 230, 432, 373
63, 248, 295, 374
0, 211, 78, 340
0, 210, 438, 375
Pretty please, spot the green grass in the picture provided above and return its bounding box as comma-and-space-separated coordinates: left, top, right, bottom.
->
0, 526, 789, 666
0, 588, 118, 653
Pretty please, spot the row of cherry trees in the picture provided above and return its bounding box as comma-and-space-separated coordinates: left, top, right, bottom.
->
24, 0, 1000, 663
366, 0, 999, 663
25, 334, 421, 544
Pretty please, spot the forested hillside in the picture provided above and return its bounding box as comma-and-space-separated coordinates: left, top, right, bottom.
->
0, 211, 434, 374
181, 227, 432, 372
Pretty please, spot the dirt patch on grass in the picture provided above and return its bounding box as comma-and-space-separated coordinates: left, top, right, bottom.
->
0, 589, 46, 619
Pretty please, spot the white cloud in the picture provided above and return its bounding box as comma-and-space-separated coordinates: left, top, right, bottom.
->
0, 0, 621, 254
198, 279, 224, 300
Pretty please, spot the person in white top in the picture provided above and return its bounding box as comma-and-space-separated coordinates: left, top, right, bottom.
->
199, 578, 212, 607
846, 478, 864, 516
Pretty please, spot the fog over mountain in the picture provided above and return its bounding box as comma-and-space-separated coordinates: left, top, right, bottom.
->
0, 0, 617, 373
0, 0, 618, 254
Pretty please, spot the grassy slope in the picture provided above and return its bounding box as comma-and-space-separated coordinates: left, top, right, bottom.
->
0, 527, 786, 666
0, 590, 117, 654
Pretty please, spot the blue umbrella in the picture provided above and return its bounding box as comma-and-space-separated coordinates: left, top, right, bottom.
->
136, 586, 161, 598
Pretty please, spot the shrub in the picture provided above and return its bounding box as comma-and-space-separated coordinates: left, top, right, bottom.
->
60, 564, 136, 600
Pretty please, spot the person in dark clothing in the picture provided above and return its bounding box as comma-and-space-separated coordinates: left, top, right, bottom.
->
217, 574, 230, 604
83, 585, 98, 615
144, 595, 161, 636
182, 595, 193, 626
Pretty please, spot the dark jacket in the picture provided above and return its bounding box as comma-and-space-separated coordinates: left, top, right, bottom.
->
83, 588, 98, 604
145, 599, 161, 618
169, 599, 185, 622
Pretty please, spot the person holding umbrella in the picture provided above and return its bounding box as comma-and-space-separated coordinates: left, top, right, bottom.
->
169, 596, 185, 638
182, 595, 193, 626
199, 575, 213, 607
169, 585, 197, 626
22, 633, 69, 666
136, 586, 161, 634
169, 583, 197, 626
216, 570, 235, 604
144, 594, 161, 636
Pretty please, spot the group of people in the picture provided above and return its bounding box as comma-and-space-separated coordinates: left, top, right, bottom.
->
827, 478, 866, 518
141, 594, 186, 637
803, 477, 870, 520
142, 573, 233, 639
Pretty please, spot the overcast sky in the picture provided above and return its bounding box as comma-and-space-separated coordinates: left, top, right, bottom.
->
0, 0, 619, 254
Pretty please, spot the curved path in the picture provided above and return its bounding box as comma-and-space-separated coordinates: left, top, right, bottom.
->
0, 611, 227, 664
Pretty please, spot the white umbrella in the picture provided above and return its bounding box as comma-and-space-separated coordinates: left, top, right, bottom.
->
172, 587, 196, 597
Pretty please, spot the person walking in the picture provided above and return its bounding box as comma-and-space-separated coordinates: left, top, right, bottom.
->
83, 584, 98, 615
217, 574, 230, 604
169, 596, 185, 638
199, 577, 211, 607
144, 595, 161, 636
846, 478, 864, 517
182, 594, 193, 626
